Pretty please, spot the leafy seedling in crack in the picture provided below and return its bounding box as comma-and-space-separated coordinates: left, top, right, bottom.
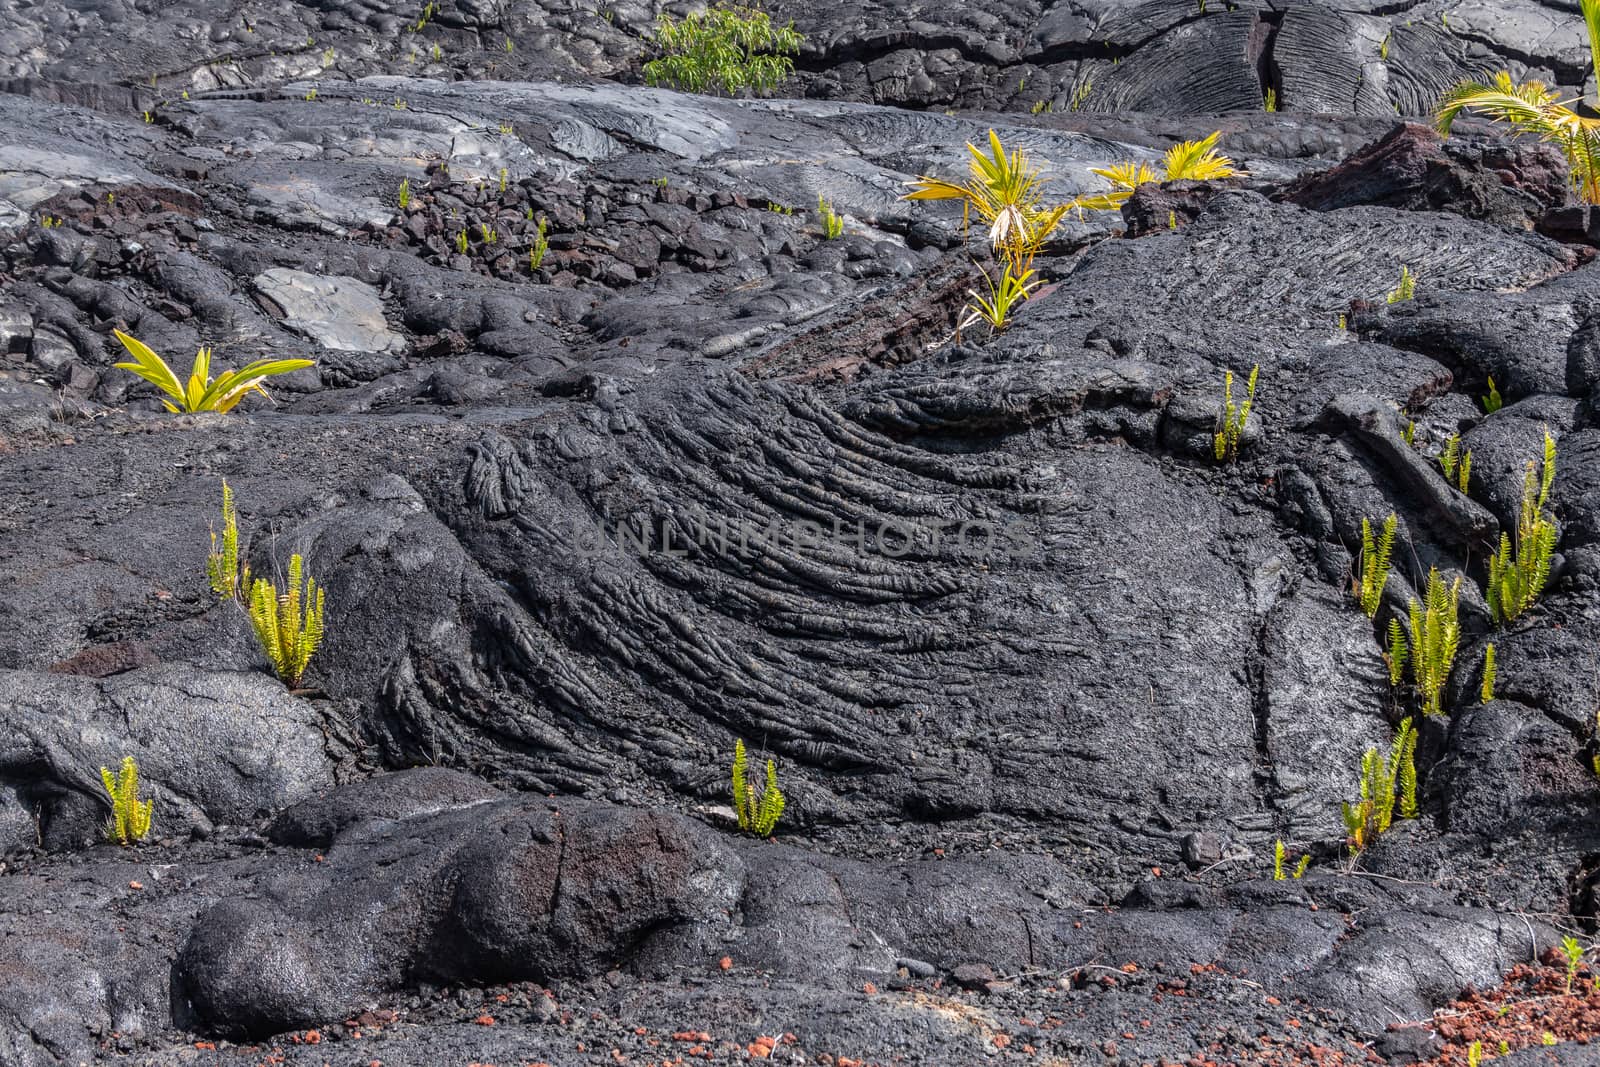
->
528, 216, 549, 271
112, 330, 312, 414
1355, 513, 1396, 618
1439, 0, 1600, 203
1481, 643, 1496, 703
1212, 364, 1259, 462
249, 554, 326, 690
1563, 935, 1587, 992
1341, 717, 1417, 852
1487, 430, 1558, 624
398, 177, 411, 210
101, 756, 154, 845
963, 264, 1039, 333
817, 194, 844, 239
1273, 839, 1310, 879
1483, 375, 1504, 413
732, 738, 785, 836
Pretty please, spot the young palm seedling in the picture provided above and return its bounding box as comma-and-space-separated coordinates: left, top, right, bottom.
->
1212, 364, 1259, 462
1487, 431, 1558, 624
1065, 131, 1237, 213
1438, 0, 1600, 204
101, 755, 154, 845
903, 131, 1069, 329
731, 738, 785, 837
249, 554, 326, 689
1355, 513, 1397, 618
113, 330, 312, 414
1341, 717, 1418, 853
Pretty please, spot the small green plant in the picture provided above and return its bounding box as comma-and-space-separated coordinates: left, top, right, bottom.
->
322, 46, 336, 67
1379, 31, 1392, 60
1483, 375, 1503, 413
1337, 312, 1348, 331
113, 330, 312, 414
1212, 364, 1259, 462
817, 194, 844, 239
529, 216, 549, 270
1067, 131, 1236, 213
1387, 265, 1416, 303
732, 738, 785, 836
1401, 419, 1416, 446
1264, 87, 1278, 112
1031, 99, 1052, 114
1560, 935, 1586, 992
143, 110, 154, 124
1069, 78, 1093, 112
1441, 434, 1472, 493
963, 264, 1039, 332
1467, 1041, 1481, 1067
303, 88, 317, 101
1273, 839, 1310, 880
1386, 618, 1408, 686
1168, 210, 1177, 230
1437, 0, 1600, 203
398, 177, 412, 210
207, 480, 251, 600
1481, 643, 1496, 702
248, 554, 326, 689
1341, 717, 1418, 852
1355, 513, 1397, 618
505, 36, 514, 53
499, 121, 514, 134
101, 756, 154, 845
643, 4, 803, 96
479, 222, 497, 243
1487, 431, 1558, 624
455, 230, 469, 255
1543, 1032, 1558, 1046
499, 167, 508, 193
1406, 568, 1462, 717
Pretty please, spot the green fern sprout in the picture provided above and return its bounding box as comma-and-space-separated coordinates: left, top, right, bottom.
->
206, 480, 251, 600
1272, 840, 1310, 880
322, 46, 336, 67
817, 195, 844, 239
732, 738, 785, 837
1401, 419, 1416, 446
1440, 434, 1472, 493
1168, 210, 1177, 230
1212, 364, 1260, 462
1264, 87, 1278, 112
1356, 513, 1397, 618
643, 4, 803, 96
1481, 643, 1497, 703
1031, 99, 1052, 115
430, 42, 442, 61
1487, 431, 1558, 624
1467, 1041, 1482, 1067
529, 216, 549, 271
1483, 375, 1503, 413
398, 177, 411, 211
1563, 935, 1586, 992
248, 554, 326, 689
1341, 717, 1418, 852
1387, 265, 1416, 303
101, 755, 154, 846
479, 222, 497, 244
1386, 617, 1408, 686
499, 167, 508, 193
505, 36, 514, 53
1068, 78, 1093, 112
1379, 31, 1392, 61
1407, 568, 1462, 717
455, 230, 469, 255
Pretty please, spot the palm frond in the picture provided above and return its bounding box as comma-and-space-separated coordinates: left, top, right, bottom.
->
1163, 131, 1235, 181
